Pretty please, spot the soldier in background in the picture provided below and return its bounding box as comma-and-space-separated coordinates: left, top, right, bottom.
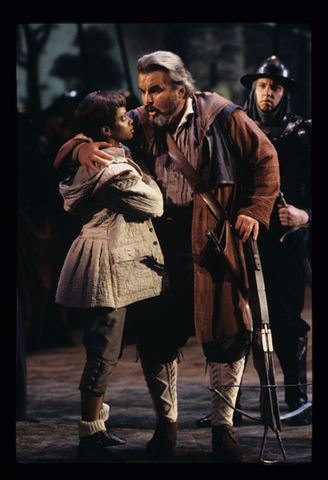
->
241, 56, 312, 425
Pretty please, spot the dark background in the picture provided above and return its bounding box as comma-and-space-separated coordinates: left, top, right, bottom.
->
16, 22, 311, 350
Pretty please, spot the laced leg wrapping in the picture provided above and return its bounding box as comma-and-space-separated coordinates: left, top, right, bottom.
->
141, 359, 178, 423
210, 357, 245, 427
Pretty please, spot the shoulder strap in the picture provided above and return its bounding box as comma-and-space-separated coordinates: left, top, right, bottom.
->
217, 103, 241, 128
165, 104, 242, 223
165, 131, 227, 223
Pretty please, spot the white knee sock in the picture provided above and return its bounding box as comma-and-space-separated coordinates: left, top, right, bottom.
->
78, 419, 106, 437
99, 403, 110, 422
210, 357, 245, 427
78, 402, 110, 437
141, 359, 178, 423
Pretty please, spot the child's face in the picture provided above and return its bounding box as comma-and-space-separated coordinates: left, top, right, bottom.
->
110, 107, 134, 145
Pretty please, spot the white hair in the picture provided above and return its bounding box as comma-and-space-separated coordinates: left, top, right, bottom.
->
137, 51, 195, 98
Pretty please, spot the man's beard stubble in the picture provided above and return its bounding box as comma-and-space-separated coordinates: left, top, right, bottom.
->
147, 95, 180, 128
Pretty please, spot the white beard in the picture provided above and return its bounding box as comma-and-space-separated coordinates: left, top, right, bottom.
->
147, 94, 180, 128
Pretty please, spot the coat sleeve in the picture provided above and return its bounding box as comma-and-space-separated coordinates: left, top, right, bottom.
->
54, 134, 92, 178
226, 108, 280, 229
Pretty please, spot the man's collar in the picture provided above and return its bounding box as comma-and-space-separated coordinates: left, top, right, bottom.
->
176, 97, 194, 131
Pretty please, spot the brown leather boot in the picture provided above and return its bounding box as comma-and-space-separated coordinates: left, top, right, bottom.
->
212, 424, 244, 462
146, 419, 177, 459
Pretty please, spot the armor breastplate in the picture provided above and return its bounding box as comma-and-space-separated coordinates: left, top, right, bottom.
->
269, 113, 311, 150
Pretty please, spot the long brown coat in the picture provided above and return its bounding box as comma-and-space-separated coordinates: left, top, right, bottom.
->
194, 96, 279, 342
133, 93, 280, 343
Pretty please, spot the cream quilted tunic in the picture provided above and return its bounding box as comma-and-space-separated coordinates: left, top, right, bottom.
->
55, 147, 168, 309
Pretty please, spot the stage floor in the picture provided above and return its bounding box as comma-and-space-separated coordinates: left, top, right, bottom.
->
16, 285, 312, 464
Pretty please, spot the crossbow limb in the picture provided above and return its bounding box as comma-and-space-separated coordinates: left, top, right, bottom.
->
209, 386, 312, 422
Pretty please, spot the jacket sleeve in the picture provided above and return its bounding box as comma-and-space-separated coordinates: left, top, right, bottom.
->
54, 134, 92, 179
226, 109, 280, 229
92, 153, 164, 219
98, 172, 164, 219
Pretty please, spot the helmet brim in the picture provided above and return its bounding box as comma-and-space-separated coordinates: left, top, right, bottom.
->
240, 73, 301, 94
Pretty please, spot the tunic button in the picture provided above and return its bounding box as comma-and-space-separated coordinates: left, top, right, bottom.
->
149, 228, 153, 232
153, 241, 158, 245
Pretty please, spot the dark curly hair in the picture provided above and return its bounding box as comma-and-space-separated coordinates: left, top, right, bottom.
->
75, 91, 126, 141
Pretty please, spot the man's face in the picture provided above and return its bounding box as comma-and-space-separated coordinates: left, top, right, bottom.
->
255, 78, 284, 112
138, 70, 185, 127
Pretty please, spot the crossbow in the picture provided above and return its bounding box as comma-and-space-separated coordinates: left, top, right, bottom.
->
206, 233, 312, 463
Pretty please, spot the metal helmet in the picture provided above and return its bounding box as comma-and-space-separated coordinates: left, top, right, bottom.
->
240, 56, 301, 94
